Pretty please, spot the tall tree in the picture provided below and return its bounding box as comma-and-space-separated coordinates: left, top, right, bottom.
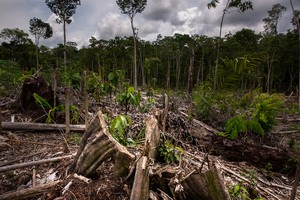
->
263, 4, 286, 35
208, 0, 253, 91
116, 0, 147, 89
29, 17, 53, 69
45, 0, 81, 69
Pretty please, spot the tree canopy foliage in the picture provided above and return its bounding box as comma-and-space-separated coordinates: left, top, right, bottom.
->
45, 0, 81, 24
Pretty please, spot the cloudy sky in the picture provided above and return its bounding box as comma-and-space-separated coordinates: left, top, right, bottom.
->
0, 0, 299, 48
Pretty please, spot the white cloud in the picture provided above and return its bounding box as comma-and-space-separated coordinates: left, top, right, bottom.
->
95, 12, 132, 40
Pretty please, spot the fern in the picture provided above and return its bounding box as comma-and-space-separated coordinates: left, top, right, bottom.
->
222, 114, 248, 139
252, 93, 283, 132
221, 93, 283, 139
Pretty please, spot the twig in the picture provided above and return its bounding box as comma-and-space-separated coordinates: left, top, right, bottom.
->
0, 154, 75, 173
218, 162, 281, 200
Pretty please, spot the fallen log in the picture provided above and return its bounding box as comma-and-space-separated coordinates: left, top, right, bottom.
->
2, 122, 85, 132
73, 111, 134, 177
0, 154, 74, 173
0, 180, 62, 200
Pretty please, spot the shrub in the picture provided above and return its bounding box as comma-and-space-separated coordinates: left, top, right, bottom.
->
192, 83, 214, 120
0, 60, 21, 95
220, 93, 283, 139
159, 140, 184, 164
116, 85, 141, 114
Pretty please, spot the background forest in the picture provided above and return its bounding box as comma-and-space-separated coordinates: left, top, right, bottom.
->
0, 1, 299, 96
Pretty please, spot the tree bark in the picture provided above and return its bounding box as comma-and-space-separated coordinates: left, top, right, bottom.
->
290, 156, 300, 200
144, 114, 160, 160
73, 111, 134, 177
130, 156, 149, 200
2, 122, 85, 132
182, 165, 230, 200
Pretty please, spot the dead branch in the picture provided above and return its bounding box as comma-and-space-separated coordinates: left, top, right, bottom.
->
179, 110, 218, 134
0, 154, 74, 173
2, 122, 85, 132
0, 180, 62, 200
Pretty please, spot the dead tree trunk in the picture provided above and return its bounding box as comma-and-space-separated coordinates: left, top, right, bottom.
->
182, 165, 230, 200
145, 114, 160, 160
130, 156, 149, 200
130, 113, 160, 200
73, 111, 134, 177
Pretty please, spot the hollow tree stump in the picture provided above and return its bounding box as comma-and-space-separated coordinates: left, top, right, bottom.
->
73, 111, 134, 177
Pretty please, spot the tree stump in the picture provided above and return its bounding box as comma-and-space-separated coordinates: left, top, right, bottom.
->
130, 113, 160, 199
18, 76, 58, 122
182, 165, 230, 200
130, 156, 149, 200
73, 111, 134, 177
144, 114, 160, 160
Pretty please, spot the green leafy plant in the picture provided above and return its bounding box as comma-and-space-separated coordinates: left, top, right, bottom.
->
86, 72, 104, 101
67, 132, 81, 145
220, 93, 283, 139
140, 97, 156, 113
251, 93, 283, 132
33, 93, 79, 124
220, 114, 248, 139
109, 115, 136, 147
159, 140, 184, 164
116, 85, 141, 114
229, 182, 264, 200
192, 83, 215, 120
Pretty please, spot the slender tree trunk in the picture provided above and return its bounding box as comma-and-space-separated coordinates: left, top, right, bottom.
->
131, 16, 137, 89
63, 17, 67, 70
187, 47, 195, 93
166, 52, 171, 90
140, 44, 146, 87
290, 157, 300, 200
197, 44, 205, 85
175, 49, 183, 90
214, 0, 230, 92
35, 35, 39, 70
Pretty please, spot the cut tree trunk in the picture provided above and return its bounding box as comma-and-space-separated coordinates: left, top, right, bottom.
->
145, 114, 160, 160
130, 156, 149, 200
182, 165, 230, 200
73, 111, 134, 177
130, 113, 160, 199
2, 122, 85, 132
